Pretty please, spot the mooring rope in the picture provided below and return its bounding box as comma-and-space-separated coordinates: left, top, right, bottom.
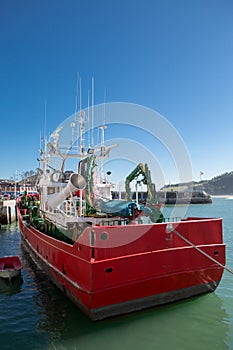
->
172, 228, 233, 275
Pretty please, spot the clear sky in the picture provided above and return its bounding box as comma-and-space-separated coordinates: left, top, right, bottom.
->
0, 0, 233, 187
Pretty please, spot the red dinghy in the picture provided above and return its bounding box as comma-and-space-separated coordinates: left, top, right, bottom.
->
0, 256, 22, 279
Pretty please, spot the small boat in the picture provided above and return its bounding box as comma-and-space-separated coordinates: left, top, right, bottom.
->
0, 256, 23, 279
17, 98, 226, 320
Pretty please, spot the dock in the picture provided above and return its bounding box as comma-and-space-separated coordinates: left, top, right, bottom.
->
0, 199, 17, 225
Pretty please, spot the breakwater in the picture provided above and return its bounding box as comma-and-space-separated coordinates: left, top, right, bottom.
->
0, 200, 17, 225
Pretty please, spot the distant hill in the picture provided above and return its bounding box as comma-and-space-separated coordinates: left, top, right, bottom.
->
162, 171, 233, 195
200, 171, 233, 195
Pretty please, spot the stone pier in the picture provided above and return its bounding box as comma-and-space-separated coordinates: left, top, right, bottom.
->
0, 200, 17, 225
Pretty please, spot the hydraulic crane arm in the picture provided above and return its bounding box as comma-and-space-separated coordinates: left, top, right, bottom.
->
125, 163, 156, 204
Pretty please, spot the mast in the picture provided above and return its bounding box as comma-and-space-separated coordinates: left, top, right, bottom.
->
79, 109, 85, 155
74, 73, 79, 115
99, 125, 107, 181
91, 76, 95, 147
87, 89, 91, 147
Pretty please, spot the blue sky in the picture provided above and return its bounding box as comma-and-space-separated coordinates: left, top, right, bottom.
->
0, 0, 233, 187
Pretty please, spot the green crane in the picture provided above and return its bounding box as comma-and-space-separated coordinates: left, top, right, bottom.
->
125, 163, 163, 223
125, 163, 156, 203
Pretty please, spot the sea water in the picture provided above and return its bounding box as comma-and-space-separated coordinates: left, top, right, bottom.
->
0, 197, 233, 350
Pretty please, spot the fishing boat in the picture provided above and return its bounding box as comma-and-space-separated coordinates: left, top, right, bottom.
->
0, 256, 22, 279
17, 103, 226, 321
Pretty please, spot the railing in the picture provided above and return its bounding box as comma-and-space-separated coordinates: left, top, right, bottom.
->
98, 216, 182, 227
63, 198, 86, 217
163, 217, 181, 222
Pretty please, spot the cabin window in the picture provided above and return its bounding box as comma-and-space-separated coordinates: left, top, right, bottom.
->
48, 187, 56, 195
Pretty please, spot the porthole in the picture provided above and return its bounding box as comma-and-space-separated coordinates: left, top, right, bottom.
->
100, 232, 108, 240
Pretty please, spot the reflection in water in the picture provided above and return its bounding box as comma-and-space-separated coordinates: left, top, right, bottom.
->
0, 275, 23, 296
52, 294, 229, 350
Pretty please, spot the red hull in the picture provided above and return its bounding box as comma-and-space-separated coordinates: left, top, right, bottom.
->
18, 208, 225, 320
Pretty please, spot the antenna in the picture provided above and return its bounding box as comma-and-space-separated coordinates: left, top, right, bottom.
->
43, 99, 47, 150
74, 72, 82, 115
79, 76, 82, 112
100, 125, 107, 147
103, 87, 106, 125
91, 76, 95, 147
87, 89, 91, 147
79, 110, 85, 155
99, 125, 107, 181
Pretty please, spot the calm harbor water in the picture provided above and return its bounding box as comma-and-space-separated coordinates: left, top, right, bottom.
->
0, 197, 233, 350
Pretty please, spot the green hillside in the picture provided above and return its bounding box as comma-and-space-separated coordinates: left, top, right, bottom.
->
199, 171, 233, 195
162, 171, 233, 195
